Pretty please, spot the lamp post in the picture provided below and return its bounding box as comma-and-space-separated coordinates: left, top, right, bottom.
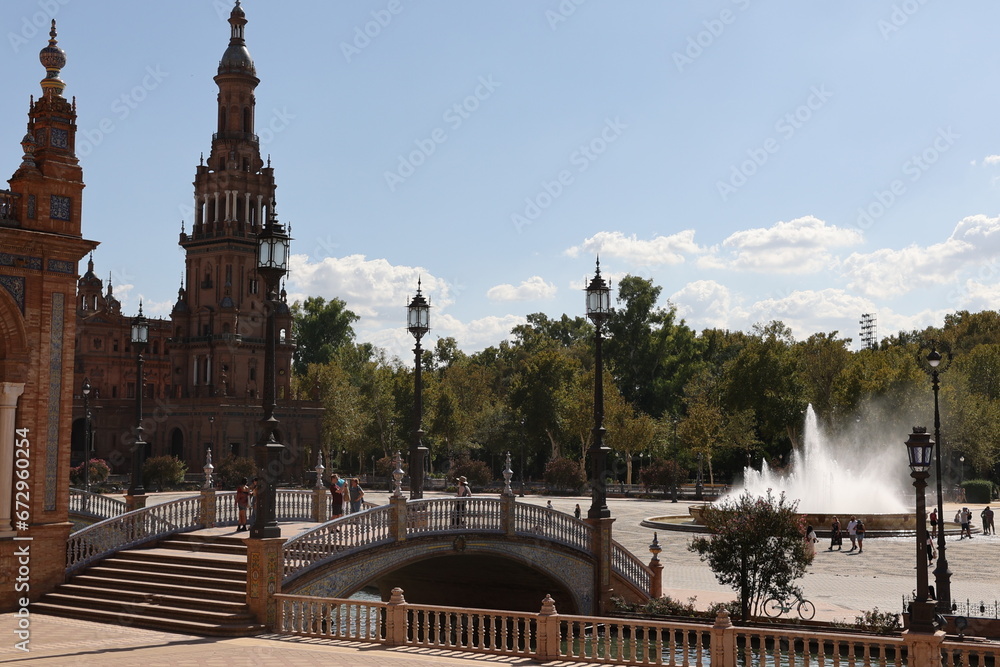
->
82, 377, 92, 509
959, 455, 965, 487
406, 279, 430, 500
585, 259, 612, 520
905, 426, 937, 633
251, 213, 290, 539
925, 346, 952, 613
696, 451, 704, 500
127, 304, 149, 497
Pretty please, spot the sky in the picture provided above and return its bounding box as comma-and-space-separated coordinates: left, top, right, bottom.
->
5, 1, 1000, 360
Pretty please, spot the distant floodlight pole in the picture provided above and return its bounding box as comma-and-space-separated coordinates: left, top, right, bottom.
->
127, 304, 149, 497
905, 426, 937, 633
406, 279, 430, 500
925, 346, 952, 613
585, 258, 612, 520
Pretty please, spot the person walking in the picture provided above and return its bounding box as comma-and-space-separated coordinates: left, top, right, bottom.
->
829, 517, 843, 551
855, 518, 866, 553
348, 477, 365, 514
235, 477, 250, 532
847, 516, 858, 551
929, 508, 938, 539
574, 503, 581, 519
926, 533, 936, 567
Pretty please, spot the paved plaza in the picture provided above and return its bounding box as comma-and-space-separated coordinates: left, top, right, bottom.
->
3, 491, 998, 665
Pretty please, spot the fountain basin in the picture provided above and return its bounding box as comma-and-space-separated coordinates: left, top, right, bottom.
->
688, 505, 919, 531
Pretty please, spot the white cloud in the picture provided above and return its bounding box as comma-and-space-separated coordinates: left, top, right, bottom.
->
363, 313, 524, 360
669, 280, 749, 330
486, 276, 556, 301
564, 230, 702, 265
742, 289, 874, 341
983, 155, 1000, 166
843, 214, 1000, 298
285, 253, 451, 324
698, 215, 862, 273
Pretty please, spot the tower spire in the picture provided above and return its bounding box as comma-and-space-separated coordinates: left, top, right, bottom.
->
39, 20, 67, 97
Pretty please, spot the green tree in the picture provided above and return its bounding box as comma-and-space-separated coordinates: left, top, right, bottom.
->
291, 296, 359, 375
543, 456, 587, 493
142, 455, 187, 491
689, 490, 812, 622
605, 275, 703, 419
214, 455, 256, 488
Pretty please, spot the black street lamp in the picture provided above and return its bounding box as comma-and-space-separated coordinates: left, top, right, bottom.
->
924, 346, 952, 613
585, 259, 612, 520
82, 377, 92, 508
128, 304, 149, 497
905, 426, 937, 633
251, 213, 290, 539
406, 279, 430, 500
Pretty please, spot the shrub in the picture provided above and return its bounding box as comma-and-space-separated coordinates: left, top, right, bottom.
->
962, 479, 993, 504
70, 458, 111, 488
215, 455, 257, 489
142, 455, 187, 490
640, 459, 684, 496
450, 458, 492, 488
855, 607, 901, 635
543, 457, 586, 493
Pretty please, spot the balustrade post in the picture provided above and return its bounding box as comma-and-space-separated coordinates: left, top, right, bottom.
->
586, 516, 616, 614
389, 495, 408, 543
245, 536, 285, 629
311, 487, 328, 523
648, 533, 663, 599
710, 610, 736, 667
902, 627, 945, 667
385, 587, 409, 645
501, 494, 516, 537
199, 487, 217, 527
124, 494, 147, 512
535, 594, 561, 661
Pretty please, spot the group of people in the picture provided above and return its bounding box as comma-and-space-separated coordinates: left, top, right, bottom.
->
327, 474, 366, 518
827, 516, 866, 553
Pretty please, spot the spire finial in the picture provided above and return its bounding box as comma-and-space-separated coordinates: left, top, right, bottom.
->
87, 253, 93, 273
38, 20, 67, 96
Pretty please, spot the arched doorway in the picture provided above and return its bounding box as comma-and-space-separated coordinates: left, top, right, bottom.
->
170, 428, 184, 460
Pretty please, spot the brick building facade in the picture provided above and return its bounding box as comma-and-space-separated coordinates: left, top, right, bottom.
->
70, 2, 323, 483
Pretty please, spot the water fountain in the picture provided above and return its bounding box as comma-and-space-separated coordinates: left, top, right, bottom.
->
685, 405, 918, 532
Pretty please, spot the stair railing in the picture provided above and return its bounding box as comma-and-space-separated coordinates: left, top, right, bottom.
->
68, 488, 128, 523
66, 495, 202, 574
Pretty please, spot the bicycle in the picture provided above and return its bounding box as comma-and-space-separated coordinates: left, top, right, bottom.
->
763, 593, 816, 620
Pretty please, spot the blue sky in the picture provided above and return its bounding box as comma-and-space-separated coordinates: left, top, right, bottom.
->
5, 1, 1000, 359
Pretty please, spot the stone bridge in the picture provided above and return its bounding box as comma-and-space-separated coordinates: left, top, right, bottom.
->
64, 490, 660, 618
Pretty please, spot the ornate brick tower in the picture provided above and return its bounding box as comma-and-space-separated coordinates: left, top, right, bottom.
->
0, 22, 96, 609
166, 1, 305, 466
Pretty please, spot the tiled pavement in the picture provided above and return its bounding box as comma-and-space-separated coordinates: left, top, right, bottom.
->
4, 491, 998, 664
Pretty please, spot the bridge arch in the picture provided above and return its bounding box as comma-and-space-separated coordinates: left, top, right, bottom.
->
285, 533, 594, 614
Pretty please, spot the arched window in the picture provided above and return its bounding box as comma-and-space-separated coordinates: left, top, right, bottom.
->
242, 106, 251, 133
219, 105, 227, 132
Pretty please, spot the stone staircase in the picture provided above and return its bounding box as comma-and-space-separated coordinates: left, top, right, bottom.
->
33, 533, 265, 636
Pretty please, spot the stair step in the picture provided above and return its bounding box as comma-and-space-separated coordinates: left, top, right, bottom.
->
57, 583, 248, 611
103, 555, 247, 579
40, 591, 254, 624
157, 534, 249, 554
32, 602, 264, 637
122, 548, 247, 570
69, 574, 246, 602
85, 565, 245, 593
